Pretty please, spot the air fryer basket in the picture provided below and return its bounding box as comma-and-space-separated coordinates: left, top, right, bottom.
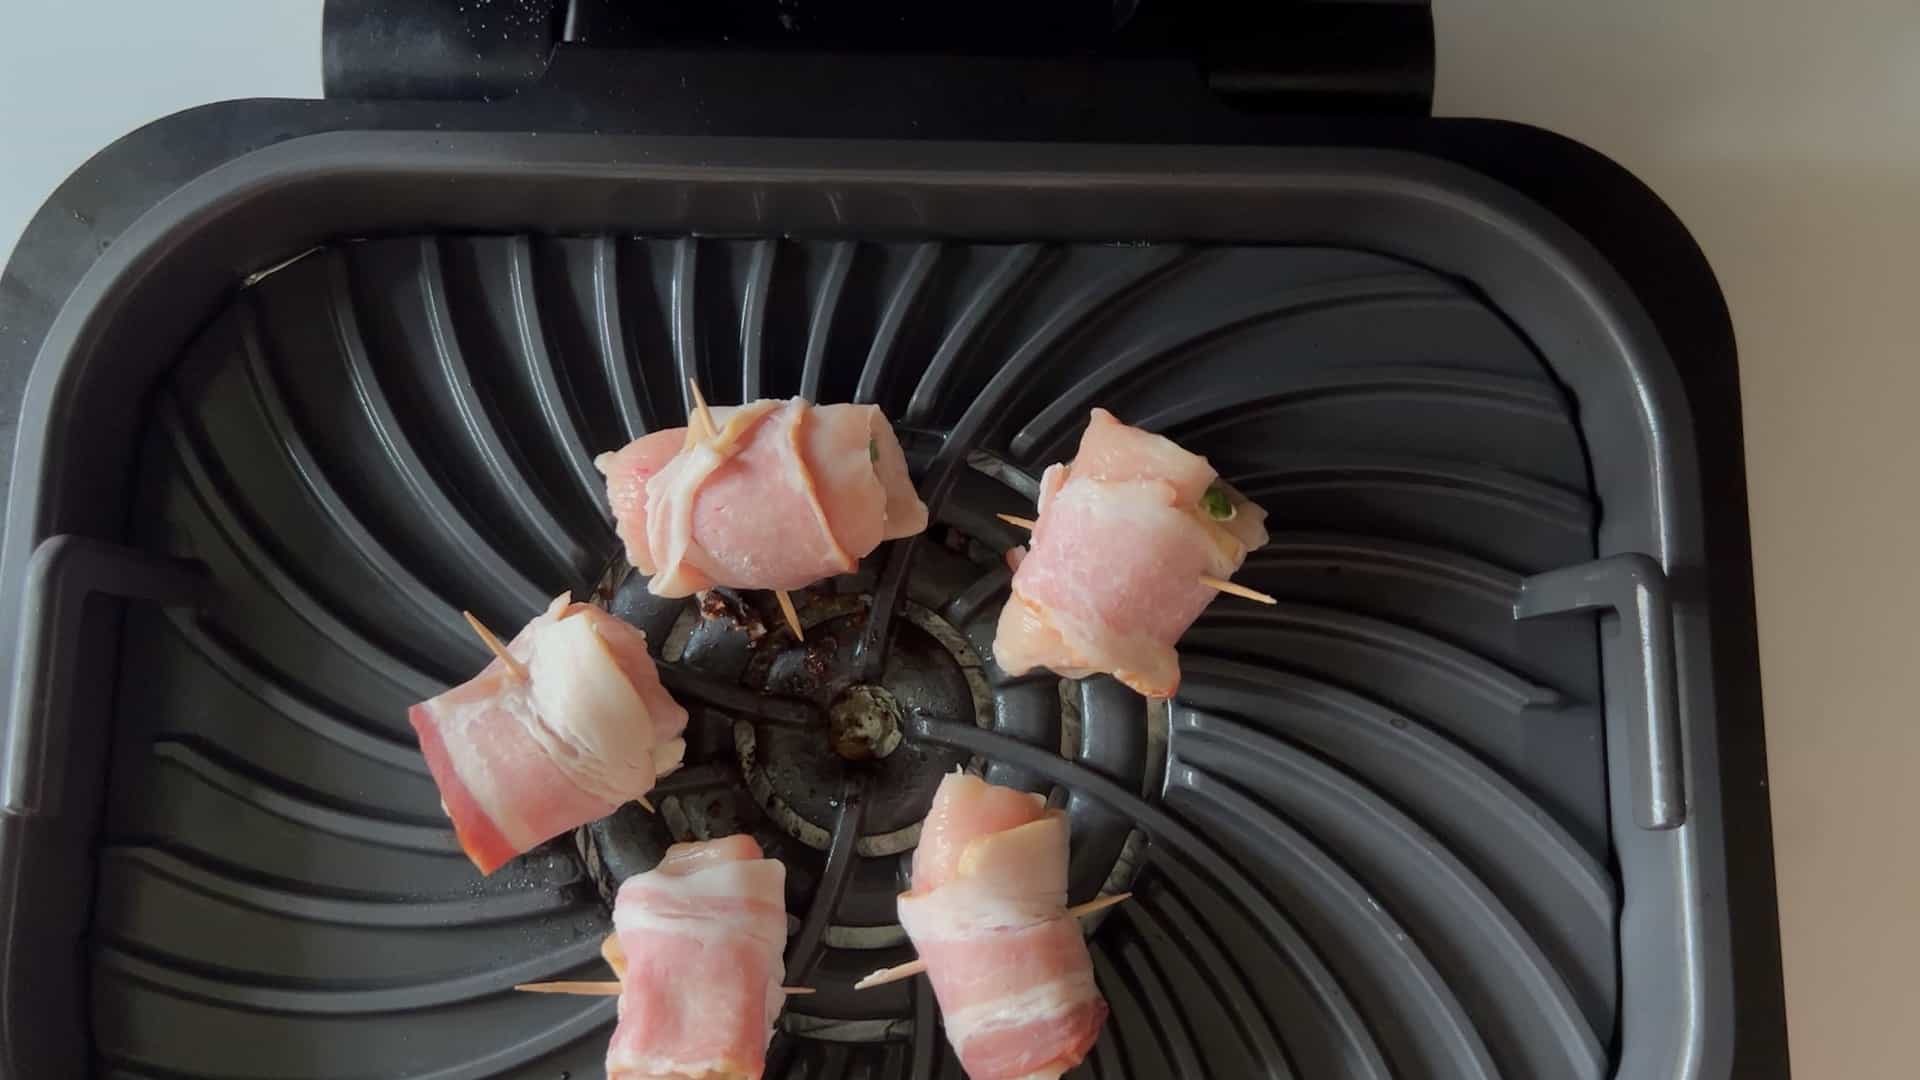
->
0, 130, 1776, 1078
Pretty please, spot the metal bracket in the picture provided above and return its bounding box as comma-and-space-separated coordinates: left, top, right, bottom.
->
2, 536, 205, 817
1515, 553, 1685, 830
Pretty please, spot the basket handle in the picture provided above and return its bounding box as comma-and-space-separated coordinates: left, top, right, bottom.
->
2, 536, 204, 817
1515, 553, 1686, 830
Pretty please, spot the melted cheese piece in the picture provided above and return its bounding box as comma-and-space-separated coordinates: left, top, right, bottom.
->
525, 611, 660, 807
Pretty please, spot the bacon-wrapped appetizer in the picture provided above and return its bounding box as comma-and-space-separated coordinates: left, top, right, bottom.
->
596, 398, 928, 599
993, 408, 1269, 698
605, 835, 790, 1080
896, 773, 1108, 1080
408, 595, 687, 874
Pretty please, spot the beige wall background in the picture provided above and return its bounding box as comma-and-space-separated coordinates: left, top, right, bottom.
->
1, 2, 1913, 1076
1435, 3, 1920, 1076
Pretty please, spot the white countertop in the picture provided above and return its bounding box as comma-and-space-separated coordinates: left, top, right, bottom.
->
5, 2, 1915, 1075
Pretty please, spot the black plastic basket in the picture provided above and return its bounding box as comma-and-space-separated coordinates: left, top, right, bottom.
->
0, 21, 1785, 1080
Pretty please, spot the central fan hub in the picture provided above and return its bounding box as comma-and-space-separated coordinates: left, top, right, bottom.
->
580, 515, 1154, 1050
733, 599, 977, 849
829, 684, 904, 761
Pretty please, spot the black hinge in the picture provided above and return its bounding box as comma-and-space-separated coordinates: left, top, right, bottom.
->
323, 0, 1432, 118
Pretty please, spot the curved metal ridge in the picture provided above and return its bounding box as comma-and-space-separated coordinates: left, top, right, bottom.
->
1191, 601, 1560, 712
908, 981, 937, 1080
95, 932, 606, 1014
160, 398, 446, 703
1177, 657, 1617, 1031
903, 243, 1047, 425
1243, 531, 1523, 605
1167, 765, 1500, 1080
98, 1000, 616, 1080
1092, 948, 1177, 1076
418, 238, 595, 578
238, 305, 485, 672
160, 607, 428, 776
741, 239, 775, 400
938, 564, 1010, 629
1105, 921, 1216, 1078
670, 236, 702, 421
506, 235, 610, 519
786, 777, 868, 981
150, 739, 459, 854
763, 1033, 797, 1079
1063, 676, 1147, 901
592, 236, 653, 440
851, 536, 917, 683
328, 250, 550, 615
1229, 454, 1593, 531
977, 677, 1061, 798
1138, 886, 1295, 1077
908, 719, 1392, 1080
1087, 1014, 1124, 1079
96, 1063, 180, 1080
1138, 860, 1373, 1080
1176, 718, 1606, 1079
855, 243, 942, 406
403, 999, 614, 1080
800, 241, 856, 402
1142, 365, 1574, 444
921, 245, 1194, 508
657, 663, 821, 727
1011, 273, 1466, 459
101, 845, 574, 927
858, 235, 1066, 682
814, 1044, 852, 1080
1113, 898, 1262, 1077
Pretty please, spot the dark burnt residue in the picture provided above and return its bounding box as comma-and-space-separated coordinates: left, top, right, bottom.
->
696, 587, 769, 644
803, 635, 839, 682
939, 524, 970, 555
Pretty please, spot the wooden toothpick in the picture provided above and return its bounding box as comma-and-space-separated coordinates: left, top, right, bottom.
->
687, 377, 718, 440
853, 892, 1133, 991
463, 611, 529, 682
774, 589, 805, 642
1200, 577, 1278, 605
994, 514, 1275, 605
515, 981, 621, 996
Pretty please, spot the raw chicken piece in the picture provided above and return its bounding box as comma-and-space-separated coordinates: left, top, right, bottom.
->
992, 408, 1269, 698
408, 595, 687, 874
606, 835, 789, 1080
897, 773, 1108, 1080
595, 398, 928, 597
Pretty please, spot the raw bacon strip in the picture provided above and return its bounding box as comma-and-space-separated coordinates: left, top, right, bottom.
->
408, 595, 688, 874
595, 398, 929, 598
606, 835, 789, 1080
992, 408, 1269, 698
897, 773, 1108, 1080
